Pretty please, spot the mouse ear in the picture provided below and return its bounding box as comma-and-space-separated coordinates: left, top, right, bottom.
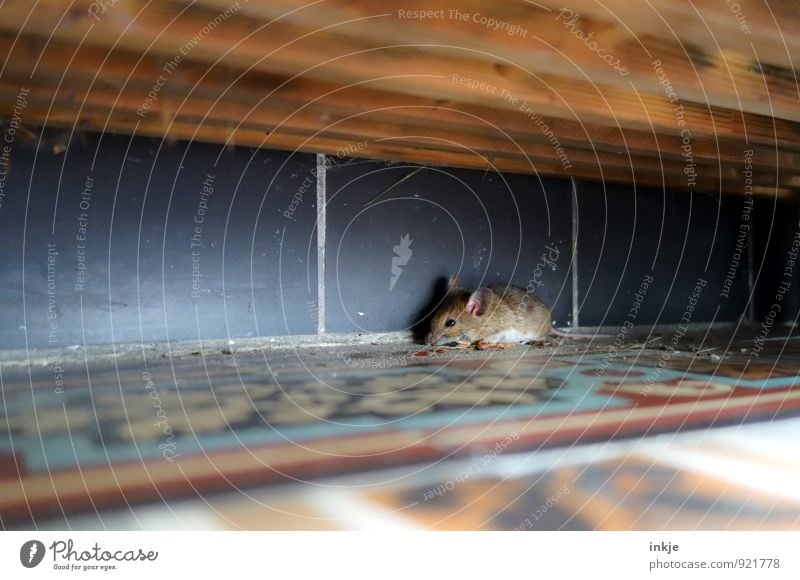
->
466, 288, 493, 317
447, 272, 460, 292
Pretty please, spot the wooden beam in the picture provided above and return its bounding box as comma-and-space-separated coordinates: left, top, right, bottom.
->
1, 35, 796, 170
4, 77, 784, 187
0, 2, 796, 196
188, 0, 800, 69
182, 0, 800, 120
0, 0, 798, 133
531, 0, 800, 69
16, 102, 793, 196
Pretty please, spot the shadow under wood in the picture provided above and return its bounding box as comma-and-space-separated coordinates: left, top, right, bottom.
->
410, 275, 450, 344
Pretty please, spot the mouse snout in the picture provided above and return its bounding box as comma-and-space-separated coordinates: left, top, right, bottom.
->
427, 330, 455, 346
427, 332, 463, 347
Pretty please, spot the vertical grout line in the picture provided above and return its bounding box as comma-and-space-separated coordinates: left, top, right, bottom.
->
316, 154, 326, 334
747, 215, 755, 323
570, 177, 580, 327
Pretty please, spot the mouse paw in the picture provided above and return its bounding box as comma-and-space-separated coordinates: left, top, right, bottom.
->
475, 341, 514, 351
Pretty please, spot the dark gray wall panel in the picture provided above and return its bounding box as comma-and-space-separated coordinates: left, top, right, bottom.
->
4, 132, 786, 349
0, 132, 316, 349
325, 161, 573, 336
752, 197, 800, 326
576, 181, 752, 326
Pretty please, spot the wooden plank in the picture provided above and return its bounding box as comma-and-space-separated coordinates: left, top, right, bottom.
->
189, 0, 800, 69
531, 0, 800, 69
16, 102, 793, 196
1, 35, 796, 171
182, 0, 800, 120
0, 0, 798, 131
0, 2, 796, 196
2, 78, 779, 185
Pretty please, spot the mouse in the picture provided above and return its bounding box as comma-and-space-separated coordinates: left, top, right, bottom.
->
424, 273, 591, 348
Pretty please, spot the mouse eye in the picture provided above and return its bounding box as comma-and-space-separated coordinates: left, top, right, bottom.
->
445, 319, 456, 327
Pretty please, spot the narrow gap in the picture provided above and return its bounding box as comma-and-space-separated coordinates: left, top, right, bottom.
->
747, 214, 755, 323
570, 177, 580, 328
316, 153, 327, 335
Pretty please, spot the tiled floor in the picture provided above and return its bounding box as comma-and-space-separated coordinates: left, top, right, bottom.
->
3, 329, 800, 530
32, 418, 800, 531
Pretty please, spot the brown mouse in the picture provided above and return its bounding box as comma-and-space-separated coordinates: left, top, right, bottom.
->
425, 273, 591, 348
